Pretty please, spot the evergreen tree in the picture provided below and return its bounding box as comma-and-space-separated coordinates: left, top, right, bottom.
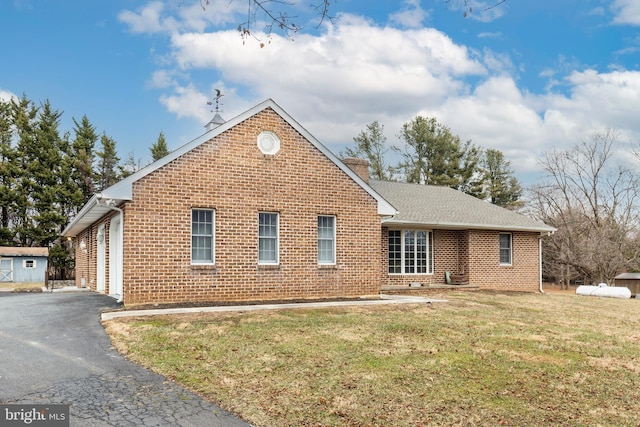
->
28, 100, 67, 246
95, 133, 121, 191
342, 121, 392, 180
71, 115, 98, 206
120, 151, 141, 178
0, 99, 17, 245
11, 94, 38, 246
482, 148, 523, 210
394, 116, 481, 194
150, 131, 170, 162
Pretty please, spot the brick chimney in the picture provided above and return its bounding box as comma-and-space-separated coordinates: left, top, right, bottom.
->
343, 158, 370, 184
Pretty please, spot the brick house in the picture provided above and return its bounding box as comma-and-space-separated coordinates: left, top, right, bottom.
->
62, 99, 554, 306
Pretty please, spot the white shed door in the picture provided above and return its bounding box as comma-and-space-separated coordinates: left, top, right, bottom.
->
0, 258, 13, 282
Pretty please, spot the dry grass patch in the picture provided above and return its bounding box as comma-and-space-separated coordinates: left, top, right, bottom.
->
105, 292, 640, 426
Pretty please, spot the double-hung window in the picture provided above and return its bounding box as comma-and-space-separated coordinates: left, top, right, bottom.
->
499, 233, 512, 265
388, 229, 433, 274
191, 209, 214, 264
258, 212, 279, 264
318, 215, 336, 264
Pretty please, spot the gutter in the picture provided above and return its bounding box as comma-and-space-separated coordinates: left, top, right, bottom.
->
539, 236, 544, 294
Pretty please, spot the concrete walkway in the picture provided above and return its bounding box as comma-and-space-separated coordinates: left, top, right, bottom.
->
101, 294, 447, 321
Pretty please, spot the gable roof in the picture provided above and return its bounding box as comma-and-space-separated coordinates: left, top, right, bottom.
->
0, 247, 49, 257
370, 180, 555, 234
62, 99, 397, 237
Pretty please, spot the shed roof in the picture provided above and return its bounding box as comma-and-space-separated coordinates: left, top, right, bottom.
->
0, 247, 49, 257
62, 99, 397, 237
614, 273, 640, 280
370, 180, 556, 233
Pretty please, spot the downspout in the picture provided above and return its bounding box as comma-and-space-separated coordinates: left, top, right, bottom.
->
97, 194, 124, 303
539, 236, 544, 294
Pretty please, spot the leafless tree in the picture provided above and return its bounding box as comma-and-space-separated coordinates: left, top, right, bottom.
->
445, 0, 509, 18
198, 0, 332, 45
530, 130, 640, 288
196, 0, 508, 45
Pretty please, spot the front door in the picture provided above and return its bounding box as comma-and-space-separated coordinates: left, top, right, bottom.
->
0, 258, 12, 282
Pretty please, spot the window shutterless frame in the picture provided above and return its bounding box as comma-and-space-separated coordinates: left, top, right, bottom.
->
191, 209, 215, 264
388, 229, 433, 274
318, 215, 336, 265
258, 212, 279, 264
499, 232, 512, 265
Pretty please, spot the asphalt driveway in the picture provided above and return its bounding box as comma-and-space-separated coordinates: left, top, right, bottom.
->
0, 291, 250, 427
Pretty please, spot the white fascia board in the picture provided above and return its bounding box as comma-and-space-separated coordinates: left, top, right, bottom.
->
382, 218, 556, 233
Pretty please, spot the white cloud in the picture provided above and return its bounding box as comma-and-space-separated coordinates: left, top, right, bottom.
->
0, 88, 18, 102
118, 0, 241, 35
159, 83, 210, 123
126, 3, 640, 184
612, 0, 640, 25
118, 1, 178, 34
389, 0, 429, 29
162, 14, 488, 147
478, 31, 502, 39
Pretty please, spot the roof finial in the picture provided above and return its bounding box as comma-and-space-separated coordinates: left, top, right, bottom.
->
205, 89, 226, 131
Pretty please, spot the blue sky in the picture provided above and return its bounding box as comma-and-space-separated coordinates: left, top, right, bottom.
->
1, 0, 639, 184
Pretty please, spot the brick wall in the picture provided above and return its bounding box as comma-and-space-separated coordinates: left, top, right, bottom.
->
467, 230, 540, 291
74, 213, 118, 293
115, 107, 382, 306
381, 227, 541, 291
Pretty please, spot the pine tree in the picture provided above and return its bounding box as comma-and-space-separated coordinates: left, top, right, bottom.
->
120, 151, 141, 178
150, 131, 170, 162
0, 99, 18, 245
95, 133, 121, 191
394, 116, 481, 194
28, 100, 67, 246
71, 115, 98, 206
342, 121, 392, 180
482, 148, 523, 210
11, 94, 38, 246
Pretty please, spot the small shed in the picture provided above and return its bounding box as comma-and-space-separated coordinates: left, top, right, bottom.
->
614, 273, 640, 297
0, 247, 49, 284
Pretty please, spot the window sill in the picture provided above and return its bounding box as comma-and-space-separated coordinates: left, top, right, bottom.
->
388, 273, 434, 276
258, 264, 280, 271
191, 264, 216, 271
318, 264, 338, 270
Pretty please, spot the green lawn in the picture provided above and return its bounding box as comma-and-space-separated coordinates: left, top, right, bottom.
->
105, 291, 640, 426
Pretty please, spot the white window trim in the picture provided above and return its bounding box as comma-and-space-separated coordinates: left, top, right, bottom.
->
191, 208, 215, 265
258, 212, 280, 265
318, 215, 336, 265
499, 232, 513, 266
23, 259, 36, 269
389, 229, 434, 275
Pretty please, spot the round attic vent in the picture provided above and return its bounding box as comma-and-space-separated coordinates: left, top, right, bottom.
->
257, 131, 280, 155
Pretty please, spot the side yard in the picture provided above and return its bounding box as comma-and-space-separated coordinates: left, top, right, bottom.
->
104, 291, 640, 426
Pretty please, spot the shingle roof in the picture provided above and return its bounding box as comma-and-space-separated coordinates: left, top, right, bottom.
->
0, 247, 49, 257
370, 180, 555, 233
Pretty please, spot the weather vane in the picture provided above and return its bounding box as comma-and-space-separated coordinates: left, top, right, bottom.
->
207, 89, 224, 114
